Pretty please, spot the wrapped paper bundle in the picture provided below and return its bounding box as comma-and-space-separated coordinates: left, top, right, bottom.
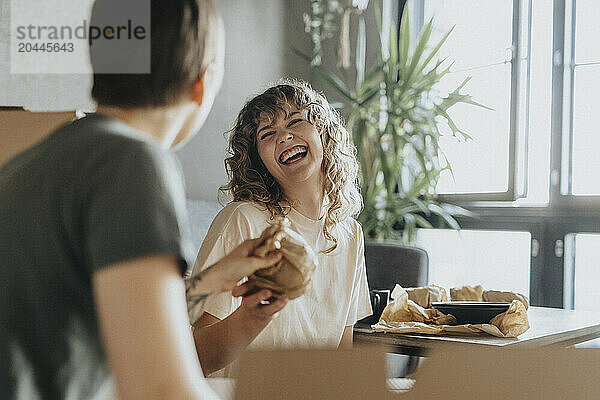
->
249, 217, 317, 299
483, 290, 530, 310
373, 285, 530, 338
450, 285, 484, 301
380, 286, 456, 326
449, 286, 530, 309
406, 285, 449, 308
489, 300, 530, 336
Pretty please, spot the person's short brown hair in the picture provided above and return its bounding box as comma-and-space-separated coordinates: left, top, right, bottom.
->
90, 0, 222, 108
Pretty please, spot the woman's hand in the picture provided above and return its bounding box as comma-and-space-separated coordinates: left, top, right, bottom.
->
190, 281, 288, 376
186, 239, 282, 316
232, 281, 288, 325
212, 238, 282, 292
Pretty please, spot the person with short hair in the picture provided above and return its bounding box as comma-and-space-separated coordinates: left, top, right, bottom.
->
0, 1, 280, 399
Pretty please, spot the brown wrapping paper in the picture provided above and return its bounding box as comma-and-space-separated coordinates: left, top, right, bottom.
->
405, 285, 449, 308
380, 285, 456, 326
450, 285, 484, 301
373, 285, 530, 338
483, 289, 530, 310
449, 285, 530, 310
249, 217, 317, 299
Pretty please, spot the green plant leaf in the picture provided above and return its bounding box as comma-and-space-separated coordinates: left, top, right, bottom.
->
460, 96, 494, 110
439, 202, 478, 218
360, 61, 385, 93
388, 24, 398, 66
355, 16, 367, 90
314, 69, 356, 103
415, 24, 454, 77
413, 214, 434, 228
402, 213, 417, 242
293, 48, 357, 103
374, 0, 383, 46
378, 140, 395, 198
410, 196, 431, 215
428, 204, 461, 230
403, 17, 434, 89
292, 47, 313, 63
399, 8, 410, 69
357, 86, 381, 106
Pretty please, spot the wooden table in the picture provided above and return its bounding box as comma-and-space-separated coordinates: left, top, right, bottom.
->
354, 306, 600, 356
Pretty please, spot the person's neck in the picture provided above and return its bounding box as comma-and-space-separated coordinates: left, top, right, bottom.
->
283, 176, 324, 220
95, 103, 191, 148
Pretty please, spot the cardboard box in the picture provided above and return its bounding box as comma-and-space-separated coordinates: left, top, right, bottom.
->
234, 347, 389, 400
234, 345, 600, 399
0, 108, 76, 167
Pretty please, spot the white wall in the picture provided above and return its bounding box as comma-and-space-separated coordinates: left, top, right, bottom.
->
0, 0, 312, 200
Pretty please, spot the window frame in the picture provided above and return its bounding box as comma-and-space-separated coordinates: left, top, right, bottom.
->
401, 0, 600, 309
408, 0, 527, 202
554, 0, 600, 208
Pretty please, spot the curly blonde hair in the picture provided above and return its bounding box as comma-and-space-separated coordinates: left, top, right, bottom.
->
220, 79, 362, 253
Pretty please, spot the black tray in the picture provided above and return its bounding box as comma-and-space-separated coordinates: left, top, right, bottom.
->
431, 301, 511, 324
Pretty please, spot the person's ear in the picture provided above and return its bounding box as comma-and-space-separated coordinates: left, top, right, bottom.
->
191, 72, 205, 106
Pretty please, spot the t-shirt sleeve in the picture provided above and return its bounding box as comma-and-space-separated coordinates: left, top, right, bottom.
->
187, 210, 248, 324
345, 223, 373, 326
82, 140, 195, 277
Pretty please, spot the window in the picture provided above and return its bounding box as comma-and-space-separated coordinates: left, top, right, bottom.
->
423, 1, 519, 199
402, 0, 600, 308
414, 229, 531, 296
564, 233, 600, 310
562, 0, 600, 197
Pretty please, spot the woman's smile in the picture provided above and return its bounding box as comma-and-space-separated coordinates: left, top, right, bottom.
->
279, 145, 308, 165
256, 107, 324, 188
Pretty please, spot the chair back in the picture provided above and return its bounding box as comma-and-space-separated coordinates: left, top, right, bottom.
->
365, 241, 428, 290
360, 241, 429, 325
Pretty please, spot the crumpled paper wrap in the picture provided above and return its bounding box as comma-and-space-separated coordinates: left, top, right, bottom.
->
450, 285, 530, 310
482, 290, 530, 310
372, 285, 530, 338
249, 217, 317, 299
450, 285, 484, 302
406, 285, 449, 308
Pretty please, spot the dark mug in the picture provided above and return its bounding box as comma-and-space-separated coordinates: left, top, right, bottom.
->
359, 289, 391, 325
371, 289, 390, 318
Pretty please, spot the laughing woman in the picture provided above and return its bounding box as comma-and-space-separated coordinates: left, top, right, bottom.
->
187, 79, 372, 377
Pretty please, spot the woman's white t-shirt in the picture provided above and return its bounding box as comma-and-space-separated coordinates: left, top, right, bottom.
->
188, 202, 372, 376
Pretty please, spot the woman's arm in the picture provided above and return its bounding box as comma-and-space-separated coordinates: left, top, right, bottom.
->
192, 282, 287, 376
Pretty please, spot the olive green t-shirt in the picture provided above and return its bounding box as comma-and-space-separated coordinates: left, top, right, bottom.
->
0, 114, 195, 399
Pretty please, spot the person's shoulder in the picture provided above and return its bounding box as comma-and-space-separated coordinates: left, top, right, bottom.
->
64, 114, 163, 155
348, 217, 363, 233
209, 201, 270, 235
12, 115, 172, 185
12, 114, 151, 166
80, 116, 178, 173
340, 219, 365, 268
336, 217, 364, 240
219, 201, 269, 219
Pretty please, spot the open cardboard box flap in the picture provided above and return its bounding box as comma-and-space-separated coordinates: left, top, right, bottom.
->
0, 108, 76, 167
235, 345, 600, 399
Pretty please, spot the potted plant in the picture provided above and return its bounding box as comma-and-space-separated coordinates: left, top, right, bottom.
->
299, 3, 487, 242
